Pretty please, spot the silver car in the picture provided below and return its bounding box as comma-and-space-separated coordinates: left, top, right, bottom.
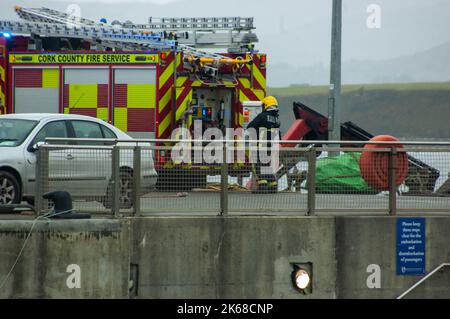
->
0, 113, 157, 207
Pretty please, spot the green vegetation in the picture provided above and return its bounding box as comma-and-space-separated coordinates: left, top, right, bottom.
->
269, 82, 450, 139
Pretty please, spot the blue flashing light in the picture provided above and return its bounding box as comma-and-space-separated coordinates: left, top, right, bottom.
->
2, 32, 12, 39
100, 18, 107, 24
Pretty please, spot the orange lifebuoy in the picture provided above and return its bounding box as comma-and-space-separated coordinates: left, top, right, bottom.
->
359, 135, 408, 190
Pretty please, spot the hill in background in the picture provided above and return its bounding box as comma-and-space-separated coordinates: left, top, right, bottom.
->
268, 41, 450, 87
269, 82, 450, 140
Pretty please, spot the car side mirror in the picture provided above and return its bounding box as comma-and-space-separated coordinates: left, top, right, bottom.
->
29, 141, 44, 152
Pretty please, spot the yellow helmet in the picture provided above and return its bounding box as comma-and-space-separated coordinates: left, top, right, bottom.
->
262, 96, 278, 110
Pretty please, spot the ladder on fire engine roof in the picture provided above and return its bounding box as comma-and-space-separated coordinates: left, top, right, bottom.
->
16, 6, 254, 31
1, 6, 255, 77
0, 19, 176, 50
0, 18, 249, 72
13, 6, 258, 50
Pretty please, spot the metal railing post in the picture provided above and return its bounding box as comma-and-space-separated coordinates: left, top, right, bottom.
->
389, 147, 397, 216
112, 146, 121, 217
35, 146, 49, 214
220, 141, 228, 216
307, 146, 316, 216
397, 263, 450, 299
133, 146, 142, 216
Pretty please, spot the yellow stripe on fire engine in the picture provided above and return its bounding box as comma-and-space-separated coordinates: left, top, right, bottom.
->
69, 84, 98, 108
191, 80, 202, 87
159, 88, 172, 114
64, 108, 70, 114
42, 69, 59, 89
159, 60, 174, 89
158, 113, 171, 137
238, 78, 251, 89
239, 88, 264, 101
97, 108, 109, 121
244, 54, 252, 73
175, 88, 192, 122
252, 64, 266, 90
127, 84, 156, 108
0, 65, 5, 82
239, 90, 250, 102
252, 89, 265, 101
176, 76, 188, 87
176, 53, 182, 68
0, 66, 4, 113
114, 108, 128, 132
0, 90, 5, 114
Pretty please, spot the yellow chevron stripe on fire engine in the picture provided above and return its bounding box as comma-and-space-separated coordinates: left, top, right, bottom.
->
244, 54, 252, 73
114, 108, 128, 132
42, 69, 59, 89
0, 66, 4, 113
238, 78, 251, 89
176, 76, 189, 87
175, 88, 192, 122
240, 88, 264, 101
253, 89, 265, 100
159, 88, 172, 114
0, 90, 5, 114
158, 113, 171, 137
159, 60, 174, 89
0, 65, 4, 82
191, 80, 202, 87
252, 64, 266, 90
69, 84, 98, 108
239, 90, 250, 102
127, 84, 156, 108
176, 53, 182, 68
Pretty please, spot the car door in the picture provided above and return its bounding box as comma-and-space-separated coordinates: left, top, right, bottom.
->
67, 120, 113, 198
24, 120, 70, 196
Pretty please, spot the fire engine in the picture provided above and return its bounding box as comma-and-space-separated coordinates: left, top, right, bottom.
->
0, 6, 267, 188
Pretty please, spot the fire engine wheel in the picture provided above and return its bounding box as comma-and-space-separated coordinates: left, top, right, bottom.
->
104, 170, 134, 210
0, 171, 21, 205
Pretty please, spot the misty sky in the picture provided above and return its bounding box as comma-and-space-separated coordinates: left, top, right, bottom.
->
1, 0, 450, 85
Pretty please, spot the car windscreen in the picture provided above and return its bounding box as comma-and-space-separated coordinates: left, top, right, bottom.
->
0, 119, 38, 147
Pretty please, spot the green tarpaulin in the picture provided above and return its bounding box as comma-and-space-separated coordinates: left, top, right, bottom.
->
309, 152, 377, 194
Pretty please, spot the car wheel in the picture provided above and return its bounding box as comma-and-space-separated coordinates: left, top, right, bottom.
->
0, 171, 21, 205
104, 170, 134, 210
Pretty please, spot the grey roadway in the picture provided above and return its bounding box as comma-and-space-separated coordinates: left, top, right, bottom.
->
60, 191, 450, 216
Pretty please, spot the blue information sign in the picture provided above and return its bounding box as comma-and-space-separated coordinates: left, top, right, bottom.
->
396, 218, 426, 275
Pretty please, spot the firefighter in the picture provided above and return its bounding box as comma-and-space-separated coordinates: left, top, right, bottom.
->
247, 95, 281, 193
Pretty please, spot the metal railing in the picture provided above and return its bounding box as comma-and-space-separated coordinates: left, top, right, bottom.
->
397, 263, 450, 299
34, 138, 450, 217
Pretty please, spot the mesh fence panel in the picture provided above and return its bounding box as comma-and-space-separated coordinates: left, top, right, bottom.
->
35, 142, 450, 216
37, 145, 113, 214
398, 149, 450, 211
227, 147, 309, 213
140, 145, 221, 214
